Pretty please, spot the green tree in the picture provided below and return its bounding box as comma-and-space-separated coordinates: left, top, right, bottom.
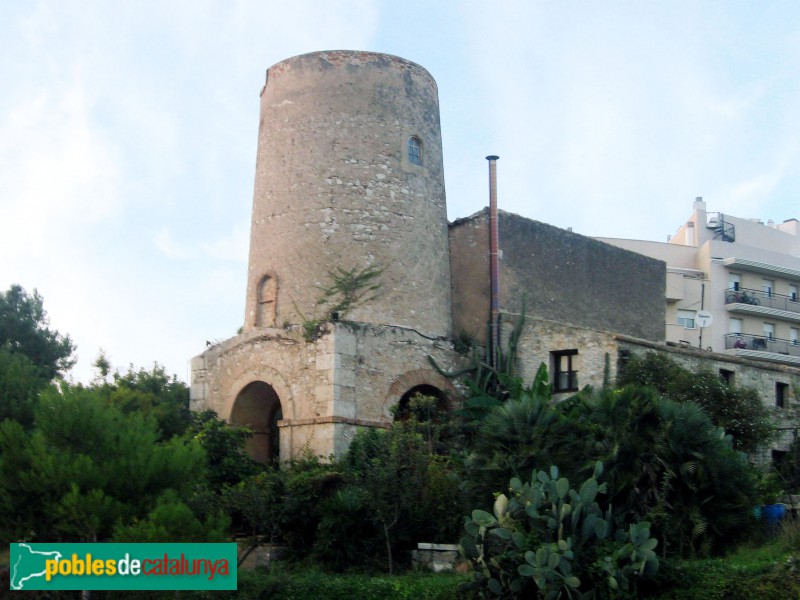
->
312, 485, 379, 571
340, 422, 464, 575
224, 469, 285, 543
191, 409, 261, 491
573, 386, 758, 556
279, 455, 343, 558
0, 383, 206, 542
0, 284, 75, 380
618, 351, 774, 453
113, 490, 230, 543
106, 363, 192, 440
463, 384, 582, 506
0, 347, 45, 426
344, 427, 429, 575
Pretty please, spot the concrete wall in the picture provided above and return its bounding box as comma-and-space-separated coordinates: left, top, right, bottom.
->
191, 322, 466, 460
450, 209, 666, 343
244, 51, 451, 338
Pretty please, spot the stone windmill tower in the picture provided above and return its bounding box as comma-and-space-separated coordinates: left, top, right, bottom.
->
191, 51, 464, 462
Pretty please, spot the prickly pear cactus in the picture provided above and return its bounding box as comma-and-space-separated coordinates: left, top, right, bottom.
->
459, 462, 658, 599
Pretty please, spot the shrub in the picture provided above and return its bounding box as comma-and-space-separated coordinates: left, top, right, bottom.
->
574, 386, 758, 556
313, 485, 379, 570
460, 463, 658, 599
618, 351, 774, 453
463, 389, 579, 507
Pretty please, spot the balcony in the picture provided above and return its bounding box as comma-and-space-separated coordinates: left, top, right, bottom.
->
724, 287, 800, 322
724, 333, 800, 366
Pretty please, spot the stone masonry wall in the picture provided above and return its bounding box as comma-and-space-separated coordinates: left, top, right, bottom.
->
244, 51, 452, 338
511, 316, 621, 398
449, 210, 666, 343
191, 321, 467, 459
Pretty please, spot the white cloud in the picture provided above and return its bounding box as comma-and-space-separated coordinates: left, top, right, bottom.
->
201, 222, 249, 262
153, 228, 194, 260
0, 82, 121, 268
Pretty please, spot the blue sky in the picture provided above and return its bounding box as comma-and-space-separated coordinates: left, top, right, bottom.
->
2, 1, 800, 382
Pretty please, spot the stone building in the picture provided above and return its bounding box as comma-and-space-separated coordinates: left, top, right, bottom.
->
449, 209, 665, 397
191, 51, 800, 463
191, 51, 465, 462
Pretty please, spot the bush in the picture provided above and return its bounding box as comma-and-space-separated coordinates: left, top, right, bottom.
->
575, 386, 758, 556
313, 486, 380, 571
280, 455, 343, 559
460, 463, 658, 599
463, 389, 579, 507
618, 352, 774, 453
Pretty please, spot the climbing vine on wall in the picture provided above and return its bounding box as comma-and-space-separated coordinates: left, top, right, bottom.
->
297, 264, 385, 341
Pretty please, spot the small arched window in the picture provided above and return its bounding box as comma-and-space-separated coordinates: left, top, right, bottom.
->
255, 274, 277, 327
407, 136, 422, 166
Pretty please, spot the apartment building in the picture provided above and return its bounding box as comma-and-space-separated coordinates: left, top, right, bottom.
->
599, 198, 800, 369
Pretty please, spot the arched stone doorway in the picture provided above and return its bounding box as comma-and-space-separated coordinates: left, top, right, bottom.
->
394, 384, 448, 422
230, 381, 282, 464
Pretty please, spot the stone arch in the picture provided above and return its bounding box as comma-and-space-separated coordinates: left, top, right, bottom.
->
384, 368, 459, 421
394, 383, 449, 422
255, 273, 277, 327
221, 357, 296, 462
230, 380, 282, 464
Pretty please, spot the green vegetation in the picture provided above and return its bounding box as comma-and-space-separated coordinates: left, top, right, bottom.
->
297, 264, 384, 341
1, 284, 799, 599
617, 351, 775, 453
0, 284, 75, 426
460, 462, 658, 598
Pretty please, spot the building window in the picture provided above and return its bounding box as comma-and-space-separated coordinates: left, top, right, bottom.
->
677, 309, 696, 329
776, 382, 789, 408
552, 350, 579, 393
719, 369, 734, 386
729, 318, 743, 335
407, 136, 422, 165
762, 279, 774, 298
791, 328, 799, 346
729, 273, 741, 291
790, 285, 798, 303
763, 322, 775, 341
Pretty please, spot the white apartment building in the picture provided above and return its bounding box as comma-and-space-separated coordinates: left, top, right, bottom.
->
598, 198, 800, 370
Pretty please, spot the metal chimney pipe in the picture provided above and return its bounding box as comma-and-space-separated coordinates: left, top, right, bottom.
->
486, 155, 500, 367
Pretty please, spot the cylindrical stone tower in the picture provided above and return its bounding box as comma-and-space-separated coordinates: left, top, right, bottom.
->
243, 51, 452, 337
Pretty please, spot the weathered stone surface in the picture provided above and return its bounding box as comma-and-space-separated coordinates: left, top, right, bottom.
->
192, 322, 467, 460
191, 50, 798, 465
450, 209, 666, 343
244, 51, 451, 338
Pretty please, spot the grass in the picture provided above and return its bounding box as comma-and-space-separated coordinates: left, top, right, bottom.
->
3, 567, 468, 600
6, 521, 800, 599
640, 518, 800, 600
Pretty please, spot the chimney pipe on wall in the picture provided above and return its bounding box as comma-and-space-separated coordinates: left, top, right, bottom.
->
486, 155, 500, 367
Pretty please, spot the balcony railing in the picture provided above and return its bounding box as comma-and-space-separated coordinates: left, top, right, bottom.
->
724, 287, 800, 314
724, 333, 800, 357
